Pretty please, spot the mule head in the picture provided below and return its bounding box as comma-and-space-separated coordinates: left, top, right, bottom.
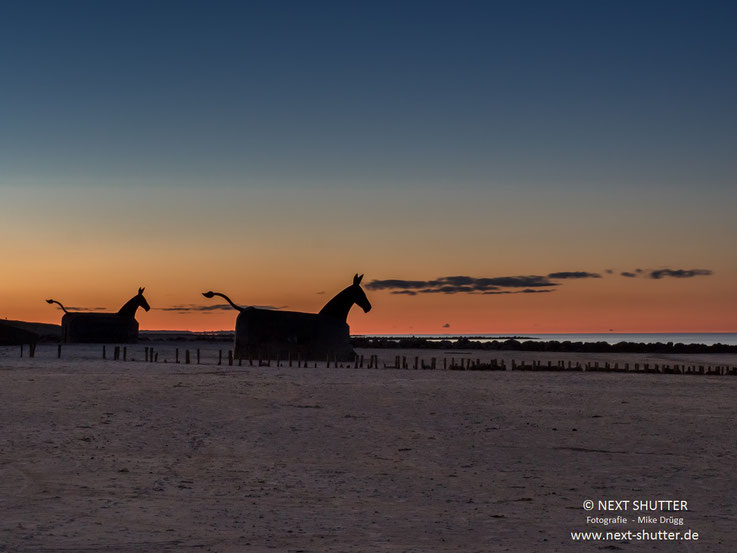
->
351, 273, 372, 313
137, 287, 151, 312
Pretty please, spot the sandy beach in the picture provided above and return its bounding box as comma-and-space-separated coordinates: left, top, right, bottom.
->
1, 342, 736, 552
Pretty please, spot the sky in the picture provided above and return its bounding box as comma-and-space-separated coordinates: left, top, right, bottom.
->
1, 1, 735, 334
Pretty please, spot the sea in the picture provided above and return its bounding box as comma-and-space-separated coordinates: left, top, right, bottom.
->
357, 333, 737, 346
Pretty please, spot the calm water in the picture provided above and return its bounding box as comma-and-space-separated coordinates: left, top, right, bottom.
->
359, 333, 737, 346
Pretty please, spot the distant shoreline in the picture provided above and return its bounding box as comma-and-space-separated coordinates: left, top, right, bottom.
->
133, 331, 737, 354
351, 336, 737, 354
5, 325, 735, 354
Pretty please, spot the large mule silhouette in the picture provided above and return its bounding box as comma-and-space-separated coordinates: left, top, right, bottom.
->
46, 287, 150, 343
203, 274, 371, 361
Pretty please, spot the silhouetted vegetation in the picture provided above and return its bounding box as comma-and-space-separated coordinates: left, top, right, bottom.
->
350, 336, 737, 354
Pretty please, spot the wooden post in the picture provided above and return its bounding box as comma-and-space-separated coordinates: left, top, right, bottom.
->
57, 344, 62, 358
359, 355, 364, 368
185, 350, 191, 364
218, 350, 222, 365
114, 346, 120, 361
175, 348, 179, 364
154, 352, 158, 362
443, 357, 447, 370
20, 344, 23, 358
414, 356, 418, 370
197, 349, 201, 365
228, 350, 233, 366
29, 344, 35, 358
102, 345, 106, 360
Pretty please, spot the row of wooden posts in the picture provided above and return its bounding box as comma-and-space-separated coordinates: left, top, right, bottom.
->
12, 344, 737, 376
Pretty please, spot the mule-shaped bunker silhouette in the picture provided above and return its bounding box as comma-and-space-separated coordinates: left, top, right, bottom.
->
203, 274, 371, 361
46, 287, 150, 343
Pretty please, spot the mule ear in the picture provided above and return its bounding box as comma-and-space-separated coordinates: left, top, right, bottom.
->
353, 273, 359, 284
139, 287, 145, 294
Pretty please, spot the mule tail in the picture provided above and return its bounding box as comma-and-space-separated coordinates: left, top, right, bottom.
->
202, 291, 245, 312
46, 299, 69, 314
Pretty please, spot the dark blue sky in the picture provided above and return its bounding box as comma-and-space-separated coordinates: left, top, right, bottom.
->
2, 1, 735, 190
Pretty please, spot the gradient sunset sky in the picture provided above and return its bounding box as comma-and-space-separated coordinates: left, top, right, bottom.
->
2, 1, 735, 334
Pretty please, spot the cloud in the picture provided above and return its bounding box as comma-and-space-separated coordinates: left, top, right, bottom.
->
619, 268, 713, 279
366, 275, 557, 295
157, 303, 234, 312
473, 276, 555, 288
420, 285, 476, 294
366, 266, 712, 297
520, 288, 554, 293
367, 279, 434, 290
648, 268, 713, 279
547, 271, 601, 279
157, 304, 286, 313
483, 289, 554, 295
442, 323, 450, 328
64, 306, 107, 312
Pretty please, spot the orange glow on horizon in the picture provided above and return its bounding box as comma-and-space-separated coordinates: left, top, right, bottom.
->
2, 188, 735, 336
7, 270, 735, 335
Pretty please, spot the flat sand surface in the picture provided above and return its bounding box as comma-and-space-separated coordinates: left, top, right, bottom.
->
1, 343, 736, 552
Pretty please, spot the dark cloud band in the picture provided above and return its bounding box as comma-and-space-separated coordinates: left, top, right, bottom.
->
157, 304, 285, 313
547, 271, 601, 279
619, 268, 713, 279
367, 275, 558, 295
648, 269, 712, 279
369, 266, 712, 296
